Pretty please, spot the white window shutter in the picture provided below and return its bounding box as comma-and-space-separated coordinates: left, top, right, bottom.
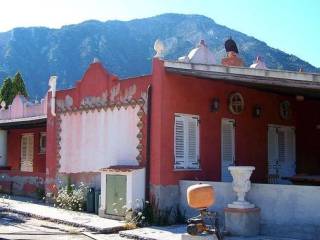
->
268, 126, 296, 184
174, 114, 200, 169
187, 117, 199, 168
286, 128, 296, 174
280, 127, 296, 177
21, 134, 34, 172
268, 126, 279, 175
278, 130, 286, 163
221, 120, 235, 166
174, 115, 186, 169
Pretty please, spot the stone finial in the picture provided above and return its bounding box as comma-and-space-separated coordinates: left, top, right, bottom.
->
250, 56, 267, 69
154, 39, 165, 58
48, 76, 57, 93
0, 101, 6, 110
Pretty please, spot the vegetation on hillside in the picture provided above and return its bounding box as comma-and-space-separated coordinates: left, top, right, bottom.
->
0, 72, 28, 107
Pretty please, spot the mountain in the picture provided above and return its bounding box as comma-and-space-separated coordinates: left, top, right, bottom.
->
0, 13, 318, 98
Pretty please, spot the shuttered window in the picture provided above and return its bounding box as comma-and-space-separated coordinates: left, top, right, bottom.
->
174, 114, 200, 169
278, 130, 286, 162
221, 119, 235, 182
268, 126, 296, 183
20, 134, 34, 172
221, 119, 235, 165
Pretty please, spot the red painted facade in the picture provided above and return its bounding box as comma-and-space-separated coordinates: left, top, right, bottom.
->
7, 127, 46, 172
0, 126, 46, 197
149, 59, 320, 186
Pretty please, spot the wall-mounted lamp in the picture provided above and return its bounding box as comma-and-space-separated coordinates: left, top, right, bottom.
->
210, 98, 220, 112
296, 95, 304, 102
253, 105, 262, 118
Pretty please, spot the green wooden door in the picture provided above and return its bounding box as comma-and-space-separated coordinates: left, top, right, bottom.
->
106, 175, 127, 216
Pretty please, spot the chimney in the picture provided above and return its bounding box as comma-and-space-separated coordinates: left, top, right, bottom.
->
154, 39, 165, 59
221, 38, 244, 67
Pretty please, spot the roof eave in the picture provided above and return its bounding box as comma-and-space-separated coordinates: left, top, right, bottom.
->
164, 61, 320, 99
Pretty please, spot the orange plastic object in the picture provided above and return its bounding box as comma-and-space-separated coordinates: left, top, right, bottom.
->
187, 183, 215, 209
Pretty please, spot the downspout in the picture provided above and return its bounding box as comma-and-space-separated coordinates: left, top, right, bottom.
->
48, 76, 57, 117
145, 84, 152, 201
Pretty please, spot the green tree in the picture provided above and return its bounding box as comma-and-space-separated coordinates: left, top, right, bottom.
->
0, 77, 15, 107
12, 72, 28, 98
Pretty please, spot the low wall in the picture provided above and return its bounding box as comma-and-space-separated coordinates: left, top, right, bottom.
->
180, 180, 320, 240
0, 170, 45, 199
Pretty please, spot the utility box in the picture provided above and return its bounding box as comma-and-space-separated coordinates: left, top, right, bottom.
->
99, 166, 145, 219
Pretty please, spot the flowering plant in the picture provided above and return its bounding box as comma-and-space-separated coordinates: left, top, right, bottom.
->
55, 182, 88, 211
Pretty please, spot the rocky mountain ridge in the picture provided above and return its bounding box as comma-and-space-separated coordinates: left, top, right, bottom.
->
0, 13, 318, 98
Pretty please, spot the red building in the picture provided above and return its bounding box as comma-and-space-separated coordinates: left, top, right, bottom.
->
1, 40, 320, 214
149, 57, 320, 208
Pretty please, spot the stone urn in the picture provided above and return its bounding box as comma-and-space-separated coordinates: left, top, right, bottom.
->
228, 166, 255, 209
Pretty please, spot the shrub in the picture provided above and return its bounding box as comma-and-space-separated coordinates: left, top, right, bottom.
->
124, 208, 146, 229
55, 181, 88, 211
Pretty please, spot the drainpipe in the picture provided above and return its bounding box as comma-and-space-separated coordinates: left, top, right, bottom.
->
145, 84, 152, 201
48, 76, 57, 117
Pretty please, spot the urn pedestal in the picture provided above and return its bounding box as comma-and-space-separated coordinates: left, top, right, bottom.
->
181, 234, 217, 240
224, 207, 260, 237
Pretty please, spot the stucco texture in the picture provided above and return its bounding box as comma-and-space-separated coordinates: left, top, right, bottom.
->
59, 107, 140, 173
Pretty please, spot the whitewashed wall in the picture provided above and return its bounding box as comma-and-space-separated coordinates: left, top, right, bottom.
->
59, 107, 140, 173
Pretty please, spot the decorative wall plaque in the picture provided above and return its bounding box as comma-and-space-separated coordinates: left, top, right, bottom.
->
228, 92, 244, 115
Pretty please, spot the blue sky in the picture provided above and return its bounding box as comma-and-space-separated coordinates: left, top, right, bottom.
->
1, 0, 319, 67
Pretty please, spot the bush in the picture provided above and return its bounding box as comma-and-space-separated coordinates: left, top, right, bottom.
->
55, 181, 88, 211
